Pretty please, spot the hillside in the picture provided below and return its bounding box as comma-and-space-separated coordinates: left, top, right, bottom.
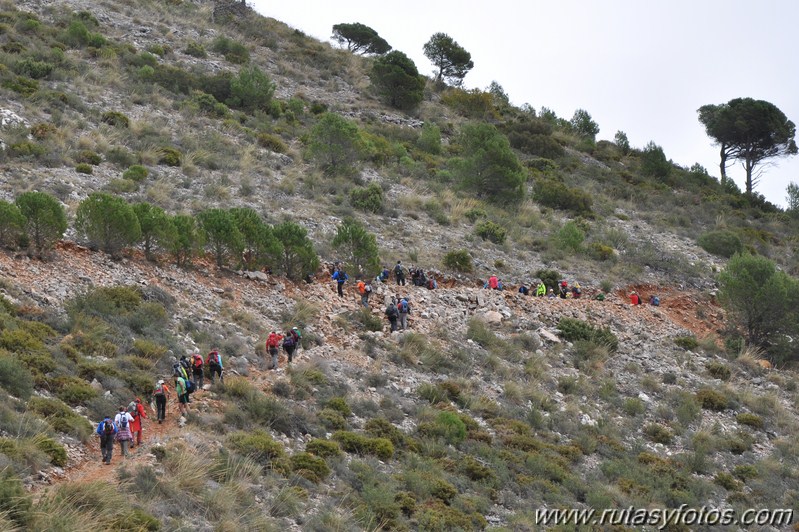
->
0, 0, 798, 530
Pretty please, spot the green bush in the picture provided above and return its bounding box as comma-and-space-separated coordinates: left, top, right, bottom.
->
27, 397, 92, 440
350, 183, 384, 213
122, 165, 148, 182
54, 377, 98, 405
695, 388, 729, 411
587, 242, 615, 261
534, 178, 593, 215
0, 353, 34, 399
442, 249, 473, 272
75, 163, 93, 174
9, 140, 45, 158
34, 435, 68, 467
474, 220, 506, 244
643, 423, 673, 444
290, 452, 330, 483
2, 76, 39, 96
418, 411, 467, 445
697, 230, 743, 258
0, 469, 31, 526
674, 336, 699, 350
622, 398, 646, 416
554, 221, 585, 252
557, 318, 618, 351
184, 41, 207, 58
13, 58, 53, 79
101, 111, 130, 128
325, 397, 351, 417
158, 147, 182, 166
305, 438, 342, 458
714, 472, 742, 491
332, 431, 394, 460
227, 430, 285, 466
364, 418, 415, 451
705, 361, 731, 381
318, 408, 347, 430
735, 413, 763, 429
210, 35, 250, 64
256, 133, 287, 153
535, 268, 561, 291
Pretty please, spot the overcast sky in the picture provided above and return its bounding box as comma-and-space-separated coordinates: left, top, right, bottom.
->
249, 0, 799, 207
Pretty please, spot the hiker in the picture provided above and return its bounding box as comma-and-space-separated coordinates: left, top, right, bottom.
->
394, 261, 406, 286
559, 281, 569, 299
649, 294, 660, 306
380, 266, 390, 283
426, 276, 437, 290
398, 296, 411, 330
547, 288, 556, 299
96, 415, 116, 465
266, 331, 283, 370
173, 358, 189, 383
114, 406, 134, 457
535, 281, 546, 297
332, 266, 348, 297
152, 379, 170, 424
283, 327, 300, 365
175, 375, 189, 417
128, 398, 147, 448
191, 352, 204, 389
357, 278, 371, 308
385, 298, 399, 332
487, 275, 499, 290
304, 272, 314, 284
206, 348, 223, 383
630, 291, 641, 305
518, 283, 529, 295
572, 282, 582, 299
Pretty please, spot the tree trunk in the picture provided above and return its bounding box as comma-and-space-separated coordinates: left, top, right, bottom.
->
744, 157, 755, 195
719, 145, 727, 185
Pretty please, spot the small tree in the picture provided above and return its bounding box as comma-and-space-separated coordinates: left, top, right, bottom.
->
452, 123, 525, 205
273, 221, 319, 281
75, 193, 141, 257
350, 183, 384, 213
614, 131, 631, 155
640, 141, 671, 179
0, 200, 25, 249
15, 191, 67, 259
570, 109, 599, 141
423, 32, 473, 86
370, 50, 425, 110
331, 23, 391, 55
307, 113, 364, 175
331, 218, 380, 276
197, 208, 244, 268
785, 182, 799, 213
168, 214, 203, 267
718, 253, 799, 350
229, 207, 283, 270
229, 65, 275, 113
417, 122, 442, 155
132, 202, 172, 260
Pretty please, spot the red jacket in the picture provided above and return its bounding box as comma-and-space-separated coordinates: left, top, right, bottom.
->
488, 276, 499, 289
630, 293, 640, 305
266, 333, 283, 349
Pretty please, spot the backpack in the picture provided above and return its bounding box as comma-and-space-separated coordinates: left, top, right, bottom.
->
386, 304, 398, 318
209, 352, 220, 365
119, 414, 128, 430
180, 358, 190, 370
104, 420, 114, 435
193, 355, 203, 368
394, 264, 402, 276
399, 300, 409, 313
127, 401, 137, 414
185, 379, 195, 394
153, 384, 164, 396
651, 296, 660, 306
365, 284, 372, 293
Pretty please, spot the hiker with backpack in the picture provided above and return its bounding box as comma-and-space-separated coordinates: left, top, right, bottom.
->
127, 398, 147, 448
357, 279, 372, 308
519, 283, 529, 295
173, 359, 189, 383
206, 349, 223, 384
559, 281, 569, 299
397, 296, 411, 330
332, 266, 349, 298
385, 298, 399, 332
191, 353, 204, 389
96, 415, 117, 465
649, 294, 660, 306
266, 331, 283, 370
114, 406, 134, 457
175, 376, 189, 417
535, 281, 546, 297
630, 291, 641, 305
487, 275, 499, 290
394, 261, 406, 286
572, 282, 582, 299
282, 327, 300, 365
152, 379, 170, 424
426, 276, 437, 290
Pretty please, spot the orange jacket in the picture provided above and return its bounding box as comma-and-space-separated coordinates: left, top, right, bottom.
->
357, 281, 366, 294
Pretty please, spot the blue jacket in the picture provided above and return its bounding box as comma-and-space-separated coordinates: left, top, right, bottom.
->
332, 270, 348, 284
96, 418, 117, 436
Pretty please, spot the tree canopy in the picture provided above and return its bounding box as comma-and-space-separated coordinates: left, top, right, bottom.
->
370, 50, 425, 110
698, 98, 797, 194
332, 218, 380, 276
198, 208, 244, 268
15, 191, 67, 259
75, 193, 141, 257
307, 112, 364, 175
273, 221, 319, 281
422, 32, 473, 86
331, 23, 391, 55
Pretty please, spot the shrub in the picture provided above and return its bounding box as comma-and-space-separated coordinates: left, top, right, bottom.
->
305, 438, 342, 458
256, 133, 287, 153
101, 111, 130, 128
158, 147, 182, 166
535, 269, 561, 291
325, 397, 351, 417
474, 220, 506, 244
28, 397, 92, 440
184, 41, 207, 58
695, 388, 729, 411
0, 354, 34, 399
714, 472, 742, 491
2, 76, 39, 96
418, 411, 467, 445
332, 431, 394, 460
587, 242, 615, 261
442, 249, 473, 272
75, 163, 93, 174
643, 423, 673, 444
697, 230, 743, 258
290, 452, 330, 483
210, 35, 249, 64
227, 430, 285, 466
0, 469, 31, 526
534, 178, 593, 215
557, 318, 618, 351
350, 183, 384, 213
554, 221, 585, 252
55, 377, 98, 405
735, 413, 763, 429
705, 361, 731, 381
122, 165, 148, 182
75, 193, 141, 256
13, 58, 53, 79
318, 408, 347, 430
229, 65, 275, 113
622, 398, 646, 416
34, 435, 68, 466
674, 336, 699, 350
9, 140, 45, 159
30, 123, 57, 140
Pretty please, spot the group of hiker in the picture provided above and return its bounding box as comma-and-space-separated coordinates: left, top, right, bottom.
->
95, 348, 225, 465
265, 326, 302, 370
384, 295, 412, 332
